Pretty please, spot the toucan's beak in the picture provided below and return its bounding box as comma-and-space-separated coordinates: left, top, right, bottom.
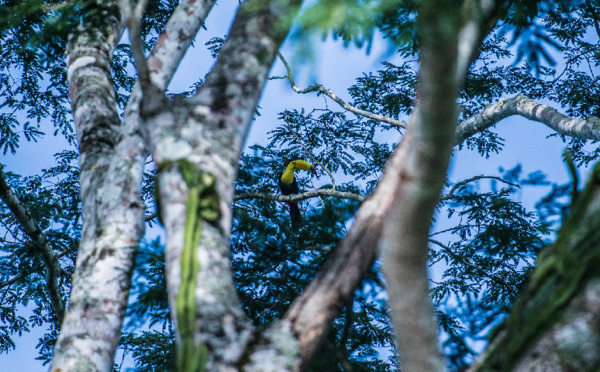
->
310, 165, 317, 176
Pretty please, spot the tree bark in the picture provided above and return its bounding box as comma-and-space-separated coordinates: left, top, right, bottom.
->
379, 2, 461, 370
134, 0, 302, 369
456, 94, 600, 144
52, 0, 215, 370
51, 1, 145, 370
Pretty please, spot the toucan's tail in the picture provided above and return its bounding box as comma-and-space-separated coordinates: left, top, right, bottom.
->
287, 202, 302, 227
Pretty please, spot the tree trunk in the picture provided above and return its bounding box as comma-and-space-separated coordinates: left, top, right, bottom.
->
51, 1, 146, 370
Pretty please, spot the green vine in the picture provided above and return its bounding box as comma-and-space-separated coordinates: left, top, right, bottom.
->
175, 159, 220, 372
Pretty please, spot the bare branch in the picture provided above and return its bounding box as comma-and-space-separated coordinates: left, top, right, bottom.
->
456, 94, 600, 144
234, 188, 364, 203
277, 52, 408, 128
0, 166, 64, 319
440, 174, 520, 200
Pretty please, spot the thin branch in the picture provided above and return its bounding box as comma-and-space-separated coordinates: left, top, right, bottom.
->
277, 52, 407, 128
234, 188, 364, 203
0, 274, 22, 291
429, 223, 481, 238
0, 166, 64, 319
440, 174, 520, 200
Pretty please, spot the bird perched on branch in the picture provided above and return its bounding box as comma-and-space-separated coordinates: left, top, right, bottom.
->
278, 159, 317, 227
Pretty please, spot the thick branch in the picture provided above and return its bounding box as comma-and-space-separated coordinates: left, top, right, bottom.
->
122, 0, 217, 125
283, 183, 387, 368
0, 166, 64, 319
234, 189, 364, 203
378, 1, 462, 370
456, 94, 600, 144
52, 2, 137, 370
119, 0, 171, 117
141, 0, 303, 369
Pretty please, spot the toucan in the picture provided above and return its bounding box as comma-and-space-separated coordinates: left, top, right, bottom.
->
278, 159, 317, 227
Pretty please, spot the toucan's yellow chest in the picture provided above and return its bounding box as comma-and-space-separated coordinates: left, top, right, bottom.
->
280, 163, 296, 185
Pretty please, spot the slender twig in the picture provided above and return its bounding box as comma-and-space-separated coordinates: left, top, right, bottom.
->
440, 174, 520, 200
429, 224, 481, 237
276, 52, 407, 128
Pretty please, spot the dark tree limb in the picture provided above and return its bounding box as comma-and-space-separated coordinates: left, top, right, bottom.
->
0, 166, 64, 319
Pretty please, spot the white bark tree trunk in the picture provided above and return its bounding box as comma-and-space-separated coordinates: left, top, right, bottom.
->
51, 1, 146, 370
132, 0, 302, 369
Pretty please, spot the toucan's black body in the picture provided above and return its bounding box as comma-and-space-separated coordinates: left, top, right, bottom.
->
278, 177, 302, 227
278, 159, 316, 227
278, 177, 299, 196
